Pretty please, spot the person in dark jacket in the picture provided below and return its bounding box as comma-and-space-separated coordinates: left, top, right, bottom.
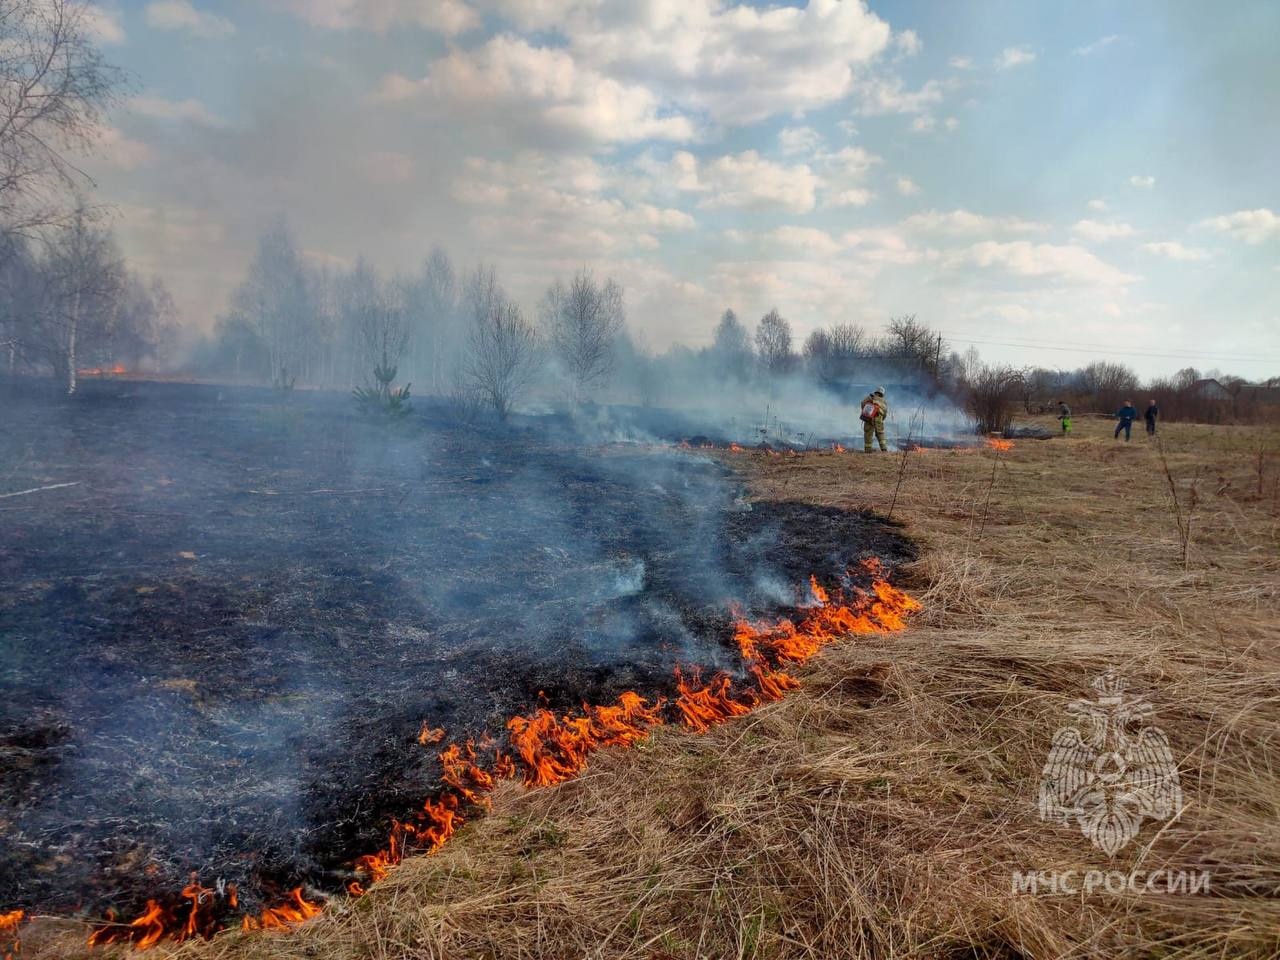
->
1144, 399, 1159, 436
1114, 400, 1137, 441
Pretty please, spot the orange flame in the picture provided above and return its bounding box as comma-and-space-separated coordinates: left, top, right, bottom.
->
76, 364, 128, 377
88, 900, 169, 950
986, 437, 1014, 452
1, 908, 23, 960
505, 691, 666, 787
440, 740, 496, 806
728, 442, 745, 453
241, 888, 322, 932
417, 724, 445, 745
79, 565, 918, 951
673, 668, 752, 732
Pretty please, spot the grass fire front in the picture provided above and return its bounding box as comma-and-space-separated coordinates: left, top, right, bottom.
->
0, 380, 915, 931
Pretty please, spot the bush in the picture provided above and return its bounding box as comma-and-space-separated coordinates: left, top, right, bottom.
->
966, 365, 1022, 435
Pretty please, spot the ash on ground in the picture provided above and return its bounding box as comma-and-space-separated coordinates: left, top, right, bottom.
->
0, 381, 914, 916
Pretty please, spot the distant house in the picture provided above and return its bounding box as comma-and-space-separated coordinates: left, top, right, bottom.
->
1189, 378, 1233, 401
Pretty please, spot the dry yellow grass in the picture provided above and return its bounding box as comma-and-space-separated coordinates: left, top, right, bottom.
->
19, 416, 1280, 959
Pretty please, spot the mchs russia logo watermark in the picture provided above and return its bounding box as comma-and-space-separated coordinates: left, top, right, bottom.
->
1013, 671, 1210, 896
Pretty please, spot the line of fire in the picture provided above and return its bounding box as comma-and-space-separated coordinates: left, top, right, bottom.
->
2, 380, 933, 953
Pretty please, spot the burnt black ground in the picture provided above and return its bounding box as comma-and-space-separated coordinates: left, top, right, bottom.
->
0, 379, 914, 918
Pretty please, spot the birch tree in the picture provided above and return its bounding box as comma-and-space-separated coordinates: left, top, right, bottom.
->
463, 265, 540, 419
0, 0, 123, 234
229, 220, 311, 387
42, 201, 122, 394
541, 268, 624, 405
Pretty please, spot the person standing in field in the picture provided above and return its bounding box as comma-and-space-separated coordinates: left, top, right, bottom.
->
860, 387, 888, 453
1144, 398, 1159, 436
1057, 400, 1072, 435
1114, 400, 1138, 441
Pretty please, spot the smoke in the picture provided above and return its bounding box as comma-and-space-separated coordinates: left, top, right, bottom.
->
0, 378, 915, 917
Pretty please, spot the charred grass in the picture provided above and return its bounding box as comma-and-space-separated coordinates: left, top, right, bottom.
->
21, 417, 1280, 959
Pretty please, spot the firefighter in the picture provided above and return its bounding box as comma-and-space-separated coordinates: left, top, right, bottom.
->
1057, 400, 1072, 435
1144, 398, 1159, 436
860, 387, 888, 452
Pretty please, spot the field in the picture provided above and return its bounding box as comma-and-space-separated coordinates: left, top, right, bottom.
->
13, 406, 1280, 959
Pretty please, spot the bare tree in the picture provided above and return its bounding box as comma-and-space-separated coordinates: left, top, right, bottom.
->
885, 314, 944, 378
404, 246, 459, 394
710, 307, 752, 380
0, 230, 41, 374
805, 322, 865, 384
966, 363, 1023, 434
463, 265, 540, 419
542, 267, 624, 405
40, 200, 123, 394
0, 0, 124, 234
341, 258, 409, 388
754, 308, 793, 377
229, 219, 312, 387
1079, 360, 1139, 413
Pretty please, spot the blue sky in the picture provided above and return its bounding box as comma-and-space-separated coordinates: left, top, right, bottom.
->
82, 0, 1280, 378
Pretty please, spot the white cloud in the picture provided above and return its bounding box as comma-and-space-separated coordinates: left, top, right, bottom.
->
145, 1, 236, 38
1071, 219, 1135, 242
841, 227, 926, 265
1087, 198, 1108, 211
943, 116, 959, 131
901, 209, 1047, 236
822, 145, 881, 180
895, 29, 922, 57
896, 176, 920, 196
994, 46, 1036, 70
947, 240, 1138, 286
910, 115, 936, 133
419, 36, 694, 143
95, 126, 154, 170
272, 0, 478, 34
948, 55, 972, 70
826, 187, 874, 209
1141, 241, 1210, 261
129, 94, 225, 126
536, 0, 895, 126
1073, 35, 1119, 56
778, 125, 824, 156
1128, 174, 1156, 189
816, 145, 880, 205
631, 150, 703, 195
765, 226, 844, 257
709, 259, 875, 321
1197, 208, 1280, 245
82, 6, 126, 44
451, 152, 694, 259
697, 151, 819, 214
857, 77, 945, 116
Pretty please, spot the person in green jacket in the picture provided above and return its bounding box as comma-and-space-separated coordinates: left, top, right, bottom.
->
860, 387, 888, 452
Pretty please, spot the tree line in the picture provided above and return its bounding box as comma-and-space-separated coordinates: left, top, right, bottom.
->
952, 356, 1280, 432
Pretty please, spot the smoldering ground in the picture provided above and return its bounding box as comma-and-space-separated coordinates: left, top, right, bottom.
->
0, 379, 913, 918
